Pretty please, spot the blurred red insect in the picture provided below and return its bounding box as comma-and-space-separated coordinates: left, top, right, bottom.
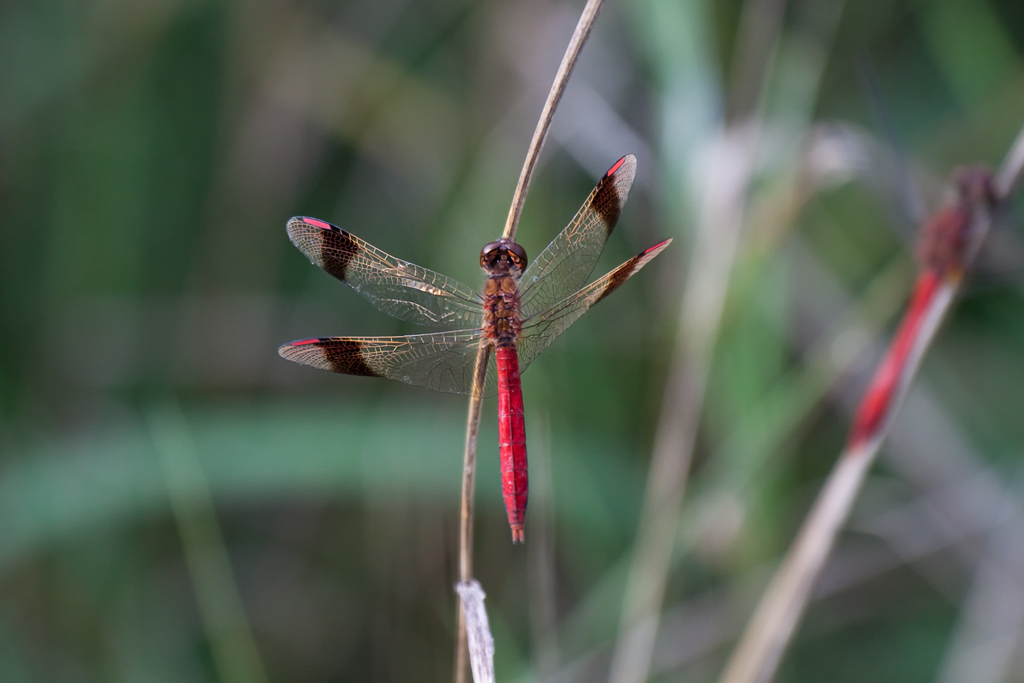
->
849, 167, 997, 448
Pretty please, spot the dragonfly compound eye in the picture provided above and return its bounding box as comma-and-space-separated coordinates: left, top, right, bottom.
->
480, 241, 503, 268
480, 240, 528, 270
506, 242, 528, 268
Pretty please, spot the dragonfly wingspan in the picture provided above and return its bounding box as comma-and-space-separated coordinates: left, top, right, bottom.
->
518, 155, 638, 318
281, 158, 663, 392
279, 329, 498, 396
287, 216, 484, 327
517, 239, 672, 372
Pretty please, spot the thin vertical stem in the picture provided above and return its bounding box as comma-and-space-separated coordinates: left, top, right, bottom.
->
454, 340, 491, 683
502, 0, 603, 241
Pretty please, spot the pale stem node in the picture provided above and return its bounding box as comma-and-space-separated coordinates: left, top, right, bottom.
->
457, 580, 496, 683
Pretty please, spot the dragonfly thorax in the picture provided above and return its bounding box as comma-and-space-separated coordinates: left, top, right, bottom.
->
480, 238, 527, 276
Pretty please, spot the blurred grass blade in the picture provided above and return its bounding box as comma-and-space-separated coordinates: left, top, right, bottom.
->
935, 468, 1024, 683
456, 580, 495, 683
147, 400, 269, 683
610, 0, 789, 674
717, 439, 880, 683
610, 124, 758, 683
527, 412, 560, 677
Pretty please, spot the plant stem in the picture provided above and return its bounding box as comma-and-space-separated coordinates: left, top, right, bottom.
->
502, 0, 603, 241
454, 341, 491, 683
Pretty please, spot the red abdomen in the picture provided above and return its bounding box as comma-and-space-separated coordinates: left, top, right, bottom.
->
496, 346, 528, 543
849, 271, 940, 448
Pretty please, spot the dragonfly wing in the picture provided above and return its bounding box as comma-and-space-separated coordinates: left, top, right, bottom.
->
519, 155, 638, 318
517, 239, 672, 372
287, 216, 484, 327
279, 329, 497, 396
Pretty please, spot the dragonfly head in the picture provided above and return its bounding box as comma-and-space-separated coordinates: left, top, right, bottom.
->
953, 166, 997, 208
480, 238, 528, 275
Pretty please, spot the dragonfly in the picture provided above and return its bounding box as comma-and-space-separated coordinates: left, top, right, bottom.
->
848, 166, 997, 449
278, 155, 671, 542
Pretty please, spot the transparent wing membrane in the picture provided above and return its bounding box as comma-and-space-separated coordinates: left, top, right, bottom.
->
287, 216, 484, 327
517, 239, 671, 372
279, 330, 498, 397
519, 155, 637, 318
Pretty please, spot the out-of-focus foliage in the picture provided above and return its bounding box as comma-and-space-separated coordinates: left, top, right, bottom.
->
2, 0, 1024, 681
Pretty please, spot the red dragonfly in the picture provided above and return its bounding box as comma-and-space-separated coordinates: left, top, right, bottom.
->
848, 166, 997, 449
279, 155, 671, 542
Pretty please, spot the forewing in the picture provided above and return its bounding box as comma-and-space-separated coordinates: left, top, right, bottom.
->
519, 155, 637, 318
279, 329, 497, 396
517, 239, 671, 372
287, 216, 483, 327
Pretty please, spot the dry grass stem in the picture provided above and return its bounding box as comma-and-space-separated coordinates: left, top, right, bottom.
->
455, 341, 491, 683
934, 472, 1024, 683
501, 0, 603, 241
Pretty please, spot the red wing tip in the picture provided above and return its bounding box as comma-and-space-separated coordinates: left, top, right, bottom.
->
292, 216, 337, 231
644, 238, 673, 254
605, 154, 636, 178
286, 338, 324, 347
510, 526, 525, 544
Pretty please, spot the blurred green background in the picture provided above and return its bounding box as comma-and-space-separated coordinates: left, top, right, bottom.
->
3, 0, 1024, 681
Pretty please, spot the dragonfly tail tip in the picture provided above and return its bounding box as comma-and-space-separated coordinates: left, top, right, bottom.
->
511, 526, 525, 544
